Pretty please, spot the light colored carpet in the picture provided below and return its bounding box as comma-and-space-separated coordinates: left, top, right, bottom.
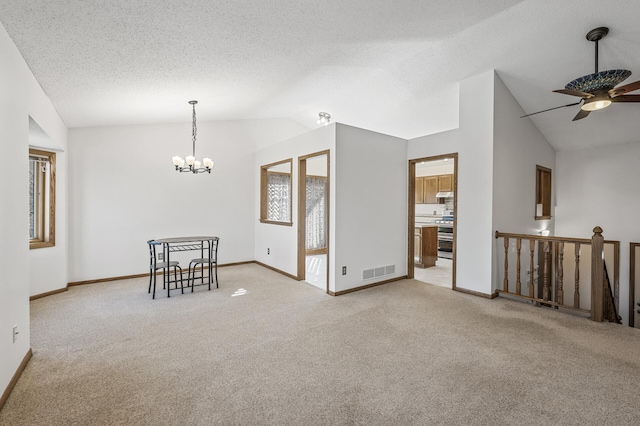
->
2, 263, 640, 425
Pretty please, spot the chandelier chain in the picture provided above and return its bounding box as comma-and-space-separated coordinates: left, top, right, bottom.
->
192, 102, 197, 157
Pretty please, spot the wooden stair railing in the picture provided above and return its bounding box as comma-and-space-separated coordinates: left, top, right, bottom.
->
495, 226, 620, 323
604, 262, 622, 324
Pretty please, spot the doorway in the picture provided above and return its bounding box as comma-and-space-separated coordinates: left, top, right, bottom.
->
408, 154, 458, 289
297, 151, 330, 292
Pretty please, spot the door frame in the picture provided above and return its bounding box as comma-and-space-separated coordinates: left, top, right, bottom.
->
408, 153, 458, 289
297, 150, 330, 294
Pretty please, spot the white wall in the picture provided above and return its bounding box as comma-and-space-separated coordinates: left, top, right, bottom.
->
408, 70, 495, 295
306, 155, 327, 177
555, 141, 640, 326
68, 119, 308, 282
492, 72, 556, 291
492, 73, 556, 235
334, 124, 407, 293
254, 125, 335, 281
0, 23, 67, 398
254, 123, 407, 294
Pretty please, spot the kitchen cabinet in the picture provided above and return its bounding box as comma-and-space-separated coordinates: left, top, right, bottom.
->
415, 174, 452, 204
414, 225, 437, 268
423, 176, 438, 204
438, 174, 453, 192
415, 177, 424, 204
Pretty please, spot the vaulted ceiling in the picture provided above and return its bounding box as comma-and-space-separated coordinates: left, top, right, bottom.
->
1, 0, 639, 151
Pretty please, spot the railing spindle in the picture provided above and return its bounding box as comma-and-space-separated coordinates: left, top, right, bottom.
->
516, 238, 522, 295
529, 239, 535, 299
503, 237, 509, 292
557, 242, 564, 306
574, 243, 580, 309
591, 227, 605, 322
543, 241, 550, 302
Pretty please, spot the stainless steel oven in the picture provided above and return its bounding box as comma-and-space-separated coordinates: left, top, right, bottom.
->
436, 221, 453, 259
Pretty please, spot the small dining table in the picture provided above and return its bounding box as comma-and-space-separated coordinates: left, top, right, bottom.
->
154, 236, 217, 297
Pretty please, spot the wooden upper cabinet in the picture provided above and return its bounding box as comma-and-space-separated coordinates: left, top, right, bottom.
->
415, 174, 452, 204
424, 176, 438, 204
438, 174, 453, 192
415, 177, 424, 204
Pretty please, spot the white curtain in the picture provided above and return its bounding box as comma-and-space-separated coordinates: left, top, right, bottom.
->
306, 176, 326, 251
267, 172, 291, 222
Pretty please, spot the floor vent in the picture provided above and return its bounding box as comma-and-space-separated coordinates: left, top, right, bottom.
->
362, 264, 396, 281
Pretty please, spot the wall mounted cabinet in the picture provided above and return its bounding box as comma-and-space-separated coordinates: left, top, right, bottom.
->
438, 174, 453, 192
415, 174, 453, 204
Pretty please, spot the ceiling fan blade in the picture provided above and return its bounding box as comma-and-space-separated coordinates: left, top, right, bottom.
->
611, 94, 640, 103
609, 80, 640, 97
553, 89, 594, 98
520, 101, 582, 118
572, 109, 590, 121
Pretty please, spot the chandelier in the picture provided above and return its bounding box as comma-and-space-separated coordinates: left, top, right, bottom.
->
172, 100, 214, 174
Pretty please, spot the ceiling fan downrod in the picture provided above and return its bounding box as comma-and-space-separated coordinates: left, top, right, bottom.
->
586, 27, 609, 74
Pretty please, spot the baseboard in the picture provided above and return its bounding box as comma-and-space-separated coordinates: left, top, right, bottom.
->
30, 287, 68, 301
68, 273, 149, 287
254, 261, 301, 281
67, 261, 255, 287
329, 276, 407, 296
454, 287, 498, 299
0, 348, 32, 411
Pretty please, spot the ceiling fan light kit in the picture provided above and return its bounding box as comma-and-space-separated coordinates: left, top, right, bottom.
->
581, 97, 611, 112
522, 27, 640, 121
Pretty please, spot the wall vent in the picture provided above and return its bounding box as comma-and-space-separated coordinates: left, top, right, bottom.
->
362, 269, 375, 280
362, 264, 396, 281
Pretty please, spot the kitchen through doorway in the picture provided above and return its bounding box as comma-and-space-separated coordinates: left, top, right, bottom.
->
408, 154, 457, 289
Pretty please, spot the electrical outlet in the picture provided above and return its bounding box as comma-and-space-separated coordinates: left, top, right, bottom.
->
158, 252, 164, 261
267, 248, 270, 255
13, 325, 18, 343
342, 266, 347, 275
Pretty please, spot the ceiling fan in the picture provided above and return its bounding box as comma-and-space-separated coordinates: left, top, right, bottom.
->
522, 27, 640, 121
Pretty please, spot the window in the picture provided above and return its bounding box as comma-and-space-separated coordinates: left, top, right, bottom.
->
535, 165, 551, 220
260, 159, 292, 225
29, 148, 56, 249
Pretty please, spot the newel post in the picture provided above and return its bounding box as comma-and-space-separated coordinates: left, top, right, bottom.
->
590, 226, 604, 322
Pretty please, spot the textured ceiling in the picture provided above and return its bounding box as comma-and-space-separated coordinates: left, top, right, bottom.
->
1, 0, 640, 151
